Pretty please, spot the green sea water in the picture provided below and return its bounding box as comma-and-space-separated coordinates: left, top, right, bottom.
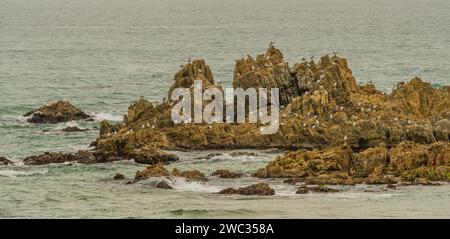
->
1, 0, 450, 218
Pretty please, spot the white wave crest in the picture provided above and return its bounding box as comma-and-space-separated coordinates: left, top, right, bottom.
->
91, 112, 123, 122
0, 168, 48, 178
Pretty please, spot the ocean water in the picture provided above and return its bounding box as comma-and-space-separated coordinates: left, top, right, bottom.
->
1, 0, 450, 218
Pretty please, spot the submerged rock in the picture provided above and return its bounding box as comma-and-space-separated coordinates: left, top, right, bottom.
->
0, 157, 13, 166
156, 180, 173, 189
212, 169, 244, 178
62, 126, 89, 132
24, 100, 92, 124
296, 185, 340, 194
113, 173, 126, 180
218, 182, 275, 196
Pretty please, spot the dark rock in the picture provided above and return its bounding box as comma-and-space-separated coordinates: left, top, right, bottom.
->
218, 182, 275, 196
212, 169, 244, 178
113, 173, 126, 180
0, 157, 13, 166
131, 148, 179, 165
296, 185, 340, 194
156, 180, 173, 189
230, 151, 257, 157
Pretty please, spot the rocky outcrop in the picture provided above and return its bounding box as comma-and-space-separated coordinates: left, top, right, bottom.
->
218, 182, 275, 196
257, 141, 450, 183
255, 144, 355, 178
94, 46, 449, 158
24, 100, 92, 124
0, 157, 13, 166
212, 169, 244, 178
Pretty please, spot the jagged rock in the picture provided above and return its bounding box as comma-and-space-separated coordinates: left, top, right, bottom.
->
0, 157, 13, 166
390, 77, 450, 120
134, 164, 170, 182
24, 100, 92, 124
113, 173, 126, 180
218, 182, 275, 196
168, 59, 215, 99
91, 45, 449, 181
156, 180, 173, 189
130, 148, 178, 165
233, 46, 299, 106
171, 168, 208, 182
62, 126, 89, 132
212, 169, 244, 178
296, 185, 340, 194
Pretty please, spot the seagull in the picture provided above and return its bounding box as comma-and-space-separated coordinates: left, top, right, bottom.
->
352, 122, 356, 127
269, 41, 275, 47
237, 73, 240, 77
207, 125, 212, 129
310, 56, 314, 60
333, 51, 338, 56
302, 58, 307, 61
142, 124, 145, 129
188, 58, 192, 63
344, 135, 348, 140
198, 69, 202, 73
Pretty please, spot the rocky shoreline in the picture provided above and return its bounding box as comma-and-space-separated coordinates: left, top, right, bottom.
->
2, 45, 449, 195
